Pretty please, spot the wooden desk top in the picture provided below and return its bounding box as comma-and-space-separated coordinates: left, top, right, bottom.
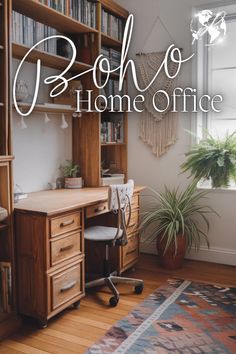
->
14, 186, 145, 216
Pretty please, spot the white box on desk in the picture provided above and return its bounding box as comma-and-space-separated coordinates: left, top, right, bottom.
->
102, 174, 125, 186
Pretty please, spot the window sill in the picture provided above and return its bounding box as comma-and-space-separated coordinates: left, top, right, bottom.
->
197, 181, 236, 193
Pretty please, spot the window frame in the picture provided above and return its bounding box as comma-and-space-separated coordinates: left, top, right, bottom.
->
191, 2, 236, 190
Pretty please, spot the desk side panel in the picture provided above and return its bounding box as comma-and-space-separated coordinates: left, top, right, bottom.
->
15, 211, 48, 321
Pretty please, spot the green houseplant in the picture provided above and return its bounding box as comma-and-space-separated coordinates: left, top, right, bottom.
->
140, 182, 217, 269
60, 160, 83, 189
181, 132, 236, 188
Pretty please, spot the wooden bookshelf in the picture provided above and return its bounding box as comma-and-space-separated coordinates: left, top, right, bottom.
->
10, 0, 129, 188
0, 0, 21, 338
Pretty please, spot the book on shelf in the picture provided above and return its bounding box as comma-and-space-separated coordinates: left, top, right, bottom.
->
0, 262, 12, 314
68, 0, 97, 28
101, 46, 121, 70
47, 0, 67, 14
101, 9, 124, 41
101, 78, 125, 110
101, 119, 124, 144
102, 79, 124, 97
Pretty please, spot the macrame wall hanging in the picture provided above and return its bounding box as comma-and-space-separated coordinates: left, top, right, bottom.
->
135, 7, 181, 157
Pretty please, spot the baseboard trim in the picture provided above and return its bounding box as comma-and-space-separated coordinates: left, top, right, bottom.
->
140, 242, 236, 266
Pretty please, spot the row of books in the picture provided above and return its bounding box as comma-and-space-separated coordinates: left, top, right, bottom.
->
39, 0, 97, 28
69, 0, 97, 28
0, 262, 12, 313
101, 79, 126, 110
101, 120, 123, 144
101, 9, 124, 41
39, 0, 67, 14
101, 46, 121, 71
103, 79, 124, 97
12, 11, 57, 54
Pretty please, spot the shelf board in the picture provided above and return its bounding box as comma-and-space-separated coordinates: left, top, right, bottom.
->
12, 42, 93, 73
0, 156, 14, 162
101, 71, 120, 80
13, 102, 76, 114
101, 143, 126, 147
101, 33, 122, 48
0, 223, 7, 231
12, 0, 98, 34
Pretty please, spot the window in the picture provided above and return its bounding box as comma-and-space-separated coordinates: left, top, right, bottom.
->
194, 4, 236, 189
195, 4, 236, 139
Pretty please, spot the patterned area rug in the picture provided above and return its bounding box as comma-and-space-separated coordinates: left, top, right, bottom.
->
86, 279, 236, 354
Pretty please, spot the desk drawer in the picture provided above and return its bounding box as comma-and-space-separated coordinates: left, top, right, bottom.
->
50, 212, 81, 237
122, 233, 139, 268
127, 211, 139, 235
86, 202, 108, 219
50, 232, 83, 266
51, 261, 83, 310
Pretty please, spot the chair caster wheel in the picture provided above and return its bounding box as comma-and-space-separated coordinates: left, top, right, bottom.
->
109, 296, 119, 307
73, 300, 81, 309
135, 284, 144, 295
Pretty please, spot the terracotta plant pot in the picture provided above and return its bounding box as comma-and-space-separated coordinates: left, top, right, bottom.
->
157, 234, 187, 270
65, 177, 83, 189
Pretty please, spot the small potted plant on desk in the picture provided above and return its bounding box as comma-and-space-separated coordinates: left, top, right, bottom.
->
140, 182, 217, 269
60, 160, 83, 189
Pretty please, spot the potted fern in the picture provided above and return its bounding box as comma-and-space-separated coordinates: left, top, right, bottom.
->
181, 132, 236, 188
60, 160, 83, 189
140, 182, 217, 269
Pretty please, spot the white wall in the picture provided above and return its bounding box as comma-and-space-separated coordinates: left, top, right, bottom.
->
117, 0, 236, 265
12, 60, 72, 193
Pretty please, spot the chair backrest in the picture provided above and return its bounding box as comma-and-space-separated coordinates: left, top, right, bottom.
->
108, 180, 134, 246
108, 179, 134, 212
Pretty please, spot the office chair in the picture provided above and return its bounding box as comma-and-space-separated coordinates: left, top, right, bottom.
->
85, 180, 144, 307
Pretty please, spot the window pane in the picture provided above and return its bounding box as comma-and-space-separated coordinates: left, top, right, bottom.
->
211, 21, 236, 69
209, 68, 236, 120
209, 119, 236, 138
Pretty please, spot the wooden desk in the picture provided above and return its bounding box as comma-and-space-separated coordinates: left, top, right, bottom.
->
14, 186, 144, 327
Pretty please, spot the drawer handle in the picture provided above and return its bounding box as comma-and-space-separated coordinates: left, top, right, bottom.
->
60, 281, 77, 293
60, 219, 75, 228
60, 244, 74, 252
94, 206, 106, 213
126, 249, 137, 256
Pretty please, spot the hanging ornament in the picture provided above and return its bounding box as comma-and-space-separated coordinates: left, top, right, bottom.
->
61, 113, 68, 129
44, 112, 50, 123
20, 116, 27, 129
72, 112, 82, 118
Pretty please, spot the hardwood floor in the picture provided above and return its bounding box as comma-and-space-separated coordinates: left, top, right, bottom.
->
1, 254, 236, 353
